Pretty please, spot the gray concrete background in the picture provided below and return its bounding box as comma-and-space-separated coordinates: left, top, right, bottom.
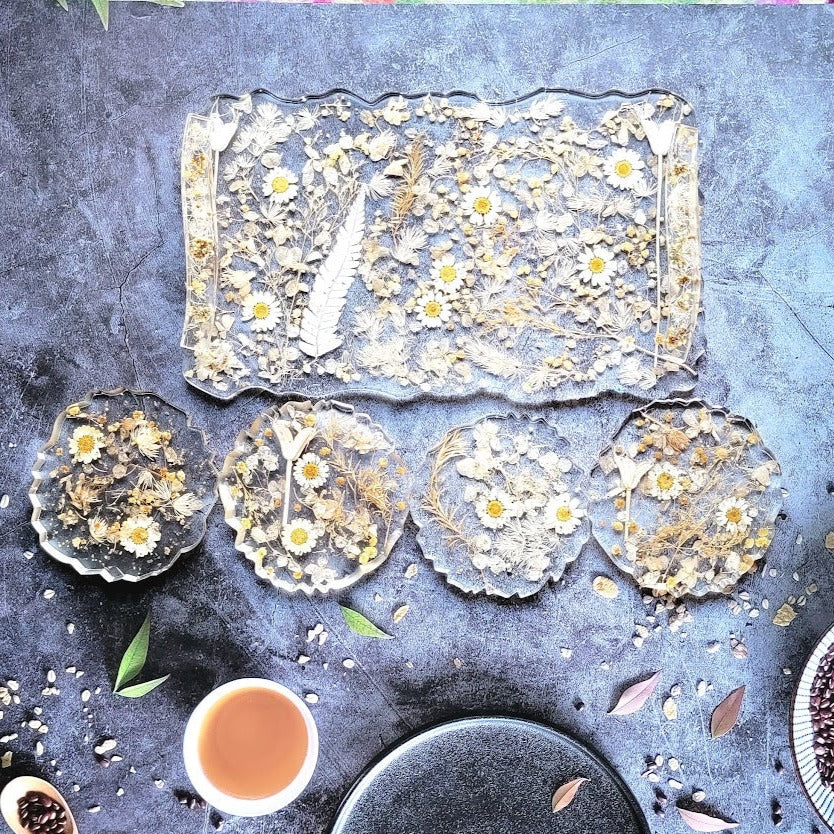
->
1, 3, 833, 833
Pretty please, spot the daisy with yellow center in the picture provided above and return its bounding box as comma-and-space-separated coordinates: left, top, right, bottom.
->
715, 497, 754, 534
430, 253, 467, 292
241, 289, 281, 332
576, 246, 616, 288
261, 167, 299, 203
281, 518, 320, 556
646, 462, 684, 500
464, 187, 500, 227
474, 489, 519, 530
603, 148, 645, 190
543, 494, 585, 535
293, 453, 330, 490
415, 290, 452, 328
68, 425, 105, 464
118, 514, 161, 559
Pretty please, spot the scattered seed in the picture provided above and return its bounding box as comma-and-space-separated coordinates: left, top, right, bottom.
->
393, 604, 409, 623
692, 790, 706, 802
43, 590, 55, 600
67, 623, 75, 634
404, 564, 418, 579
304, 693, 319, 704
94, 739, 117, 755
342, 659, 355, 669
154, 779, 165, 789
592, 576, 619, 599
88, 805, 101, 813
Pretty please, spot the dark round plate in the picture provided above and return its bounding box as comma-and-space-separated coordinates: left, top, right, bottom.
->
330, 716, 649, 834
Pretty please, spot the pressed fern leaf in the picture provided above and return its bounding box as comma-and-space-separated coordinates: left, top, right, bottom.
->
298, 190, 366, 359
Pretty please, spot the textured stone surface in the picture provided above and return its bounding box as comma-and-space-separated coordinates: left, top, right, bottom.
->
0, 3, 833, 833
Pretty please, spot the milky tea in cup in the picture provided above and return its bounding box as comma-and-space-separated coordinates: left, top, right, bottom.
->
183, 679, 318, 817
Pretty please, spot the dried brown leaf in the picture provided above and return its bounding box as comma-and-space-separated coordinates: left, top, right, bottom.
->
551, 777, 587, 813
677, 806, 739, 831
608, 671, 661, 716
710, 686, 745, 739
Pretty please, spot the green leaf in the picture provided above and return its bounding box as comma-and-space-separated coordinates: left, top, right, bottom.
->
90, 0, 108, 29
146, 0, 186, 6
339, 605, 393, 639
114, 611, 151, 692
57, 0, 70, 10
115, 675, 170, 699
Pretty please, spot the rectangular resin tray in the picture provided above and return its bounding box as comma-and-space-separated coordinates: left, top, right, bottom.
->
180, 89, 703, 403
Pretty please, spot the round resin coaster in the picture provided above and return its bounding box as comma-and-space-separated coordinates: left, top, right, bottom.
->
411, 414, 588, 598
219, 400, 411, 595
30, 390, 218, 582
588, 400, 782, 599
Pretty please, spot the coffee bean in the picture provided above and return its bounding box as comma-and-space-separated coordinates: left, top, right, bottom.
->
16, 791, 69, 834
810, 644, 834, 788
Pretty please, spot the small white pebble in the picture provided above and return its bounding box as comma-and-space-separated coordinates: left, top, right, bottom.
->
116, 787, 124, 797
129, 766, 136, 774
668, 778, 683, 789
655, 755, 664, 766
154, 779, 164, 789
81, 690, 91, 703
297, 655, 310, 665
1, 751, 12, 768
23, 550, 34, 560
35, 741, 44, 756
67, 623, 75, 634
88, 806, 101, 814
43, 589, 55, 600
7, 681, 18, 692
66, 666, 76, 674
670, 684, 682, 697
94, 687, 101, 695
47, 670, 56, 684
668, 757, 680, 771
560, 647, 572, 659
0, 494, 9, 509
111, 754, 123, 762
73, 785, 80, 793
318, 631, 328, 646
693, 790, 706, 802
706, 641, 721, 654
647, 772, 660, 783
304, 693, 319, 704
342, 659, 355, 669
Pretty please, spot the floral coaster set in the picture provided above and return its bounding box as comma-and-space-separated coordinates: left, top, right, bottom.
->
30, 90, 781, 599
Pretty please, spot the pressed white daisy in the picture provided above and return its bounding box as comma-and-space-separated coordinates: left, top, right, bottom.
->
430, 254, 466, 292
576, 246, 616, 288
241, 290, 281, 332
543, 494, 585, 534
293, 453, 330, 490
87, 516, 109, 542
118, 514, 161, 558
261, 167, 299, 203
281, 518, 320, 555
646, 462, 684, 500
68, 425, 105, 464
603, 149, 645, 190
474, 489, 519, 530
414, 291, 452, 328
463, 187, 500, 227
715, 497, 753, 534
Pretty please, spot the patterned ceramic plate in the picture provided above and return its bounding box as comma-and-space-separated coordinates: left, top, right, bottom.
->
29, 390, 217, 582
330, 716, 649, 834
181, 88, 703, 404
791, 621, 834, 831
219, 399, 411, 595
411, 414, 588, 598
588, 399, 782, 599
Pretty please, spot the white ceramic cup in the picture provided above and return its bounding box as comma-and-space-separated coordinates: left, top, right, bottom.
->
183, 678, 318, 817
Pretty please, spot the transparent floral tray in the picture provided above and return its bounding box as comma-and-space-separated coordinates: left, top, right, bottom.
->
218, 399, 411, 595
181, 88, 703, 404
29, 390, 218, 582
410, 414, 589, 598
587, 400, 782, 599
